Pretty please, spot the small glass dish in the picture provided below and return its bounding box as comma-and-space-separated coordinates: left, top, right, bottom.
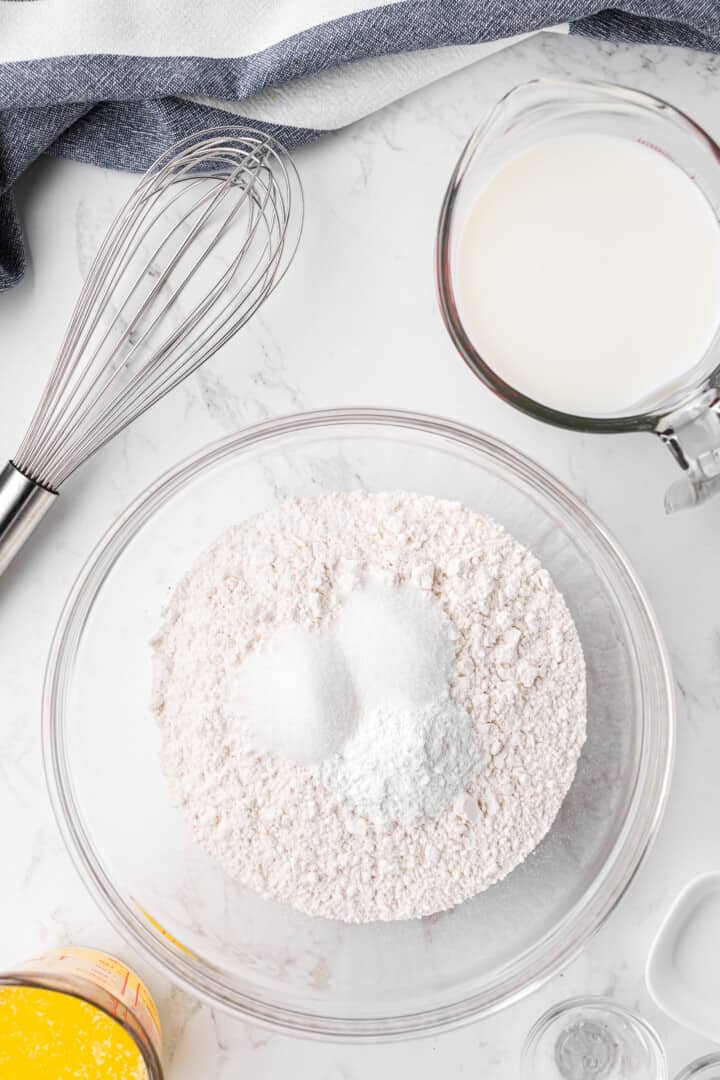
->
675, 1056, 720, 1080
43, 408, 675, 1040
521, 997, 667, 1079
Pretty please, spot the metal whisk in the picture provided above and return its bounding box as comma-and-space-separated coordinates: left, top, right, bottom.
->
0, 126, 302, 576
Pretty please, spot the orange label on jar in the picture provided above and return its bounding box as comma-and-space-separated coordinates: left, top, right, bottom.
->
14, 947, 162, 1058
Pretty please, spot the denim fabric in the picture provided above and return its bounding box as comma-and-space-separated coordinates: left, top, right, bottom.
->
0, 0, 719, 288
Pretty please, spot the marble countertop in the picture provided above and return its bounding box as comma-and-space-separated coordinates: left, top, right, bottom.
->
2, 28, 720, 1079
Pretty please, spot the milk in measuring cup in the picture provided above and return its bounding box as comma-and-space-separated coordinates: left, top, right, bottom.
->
457, 134, 720, 415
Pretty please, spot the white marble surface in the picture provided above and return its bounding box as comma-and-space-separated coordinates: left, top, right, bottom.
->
1, 29, 720, 1078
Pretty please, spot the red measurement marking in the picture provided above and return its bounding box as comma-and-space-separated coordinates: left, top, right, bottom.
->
635, 137, 699, 184
134, 982, 140, 1008
636, 136, 675, 163
120, 969, 129, 996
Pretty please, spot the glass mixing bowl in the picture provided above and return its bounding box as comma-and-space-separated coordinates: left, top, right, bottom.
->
43, 409, 675, 1040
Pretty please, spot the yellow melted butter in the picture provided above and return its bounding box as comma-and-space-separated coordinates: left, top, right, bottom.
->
0, 986, 148, 1079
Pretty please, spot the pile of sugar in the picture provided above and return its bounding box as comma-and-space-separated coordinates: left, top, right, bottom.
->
232, 625, 356, 764
233, 580, 482, 823
152, 490, 587, 923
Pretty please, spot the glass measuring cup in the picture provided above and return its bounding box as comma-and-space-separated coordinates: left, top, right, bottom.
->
436, 79, 720, 513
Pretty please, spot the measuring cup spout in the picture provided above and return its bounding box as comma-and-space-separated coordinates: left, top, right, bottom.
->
657, 389, 720, 512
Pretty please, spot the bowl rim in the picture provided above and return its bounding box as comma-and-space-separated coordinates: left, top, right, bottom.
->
42, 407, 676, 1042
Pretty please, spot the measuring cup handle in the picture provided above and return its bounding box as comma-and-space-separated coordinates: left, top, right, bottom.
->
657, 390, 720, 512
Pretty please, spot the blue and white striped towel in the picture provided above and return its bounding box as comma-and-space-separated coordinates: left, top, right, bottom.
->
1, 0, 718, 289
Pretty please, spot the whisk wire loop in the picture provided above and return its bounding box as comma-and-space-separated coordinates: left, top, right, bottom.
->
37, 168, 250, 479
14, 128, 302, 491
49, 165, 283, 478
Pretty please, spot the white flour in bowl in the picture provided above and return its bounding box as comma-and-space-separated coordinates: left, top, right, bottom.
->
152, 491, 586, 923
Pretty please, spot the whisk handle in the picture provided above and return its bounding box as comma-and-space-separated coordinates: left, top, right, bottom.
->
0, 462, 57, 577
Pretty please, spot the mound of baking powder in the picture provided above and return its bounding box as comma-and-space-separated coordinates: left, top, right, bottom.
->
152, 491, 586, 923
233, 578, 484, 823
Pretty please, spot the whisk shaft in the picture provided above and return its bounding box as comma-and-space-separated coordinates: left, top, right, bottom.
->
0, 463, 56, 576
